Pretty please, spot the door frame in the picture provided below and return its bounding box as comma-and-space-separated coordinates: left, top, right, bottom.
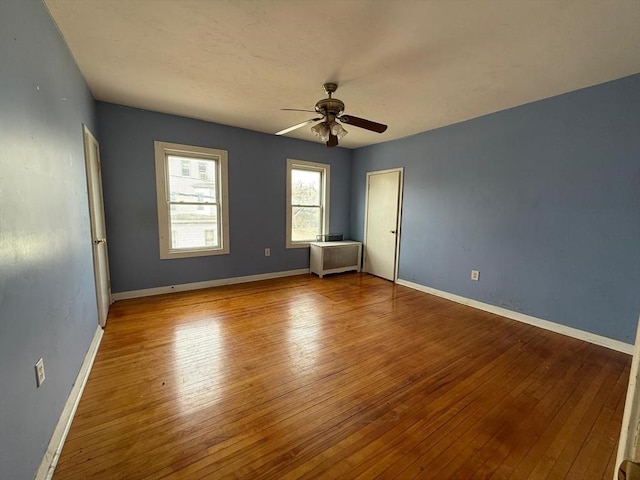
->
615, 315, 640, 478
83, 124, 111, 327
363, 167, 404, 281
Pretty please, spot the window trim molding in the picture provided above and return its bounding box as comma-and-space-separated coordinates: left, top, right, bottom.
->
286, 158, 330, 249
154, 141, 230, 259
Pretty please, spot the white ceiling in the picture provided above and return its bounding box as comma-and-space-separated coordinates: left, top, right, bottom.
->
44, 0, 640, 149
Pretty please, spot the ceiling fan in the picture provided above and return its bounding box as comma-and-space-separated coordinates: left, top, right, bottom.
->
275, 83, 387, 147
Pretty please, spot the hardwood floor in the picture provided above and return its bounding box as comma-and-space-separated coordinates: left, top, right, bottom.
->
53, 273, 630, 479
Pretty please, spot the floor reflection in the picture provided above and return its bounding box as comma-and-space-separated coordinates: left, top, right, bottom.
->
286, 295, 322, 375
172, 319, 225, 414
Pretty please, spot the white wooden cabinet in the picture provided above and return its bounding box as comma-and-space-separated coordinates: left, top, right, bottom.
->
309, 241, 362, 278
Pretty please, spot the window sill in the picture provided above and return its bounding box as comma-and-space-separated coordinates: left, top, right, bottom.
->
160, 247, 230, 259
286, 242, 312, 249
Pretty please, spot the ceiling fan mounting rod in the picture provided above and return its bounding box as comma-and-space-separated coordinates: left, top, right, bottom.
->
323, 82, 338, 97
316, 83, 344, 116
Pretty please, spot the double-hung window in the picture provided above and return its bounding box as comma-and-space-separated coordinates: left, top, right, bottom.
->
286, 158, 330, 248
154, 141, 229, 259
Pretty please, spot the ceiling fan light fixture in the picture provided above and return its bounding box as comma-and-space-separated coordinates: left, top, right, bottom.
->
311, 122, 330, 142
330, 121, 347, 139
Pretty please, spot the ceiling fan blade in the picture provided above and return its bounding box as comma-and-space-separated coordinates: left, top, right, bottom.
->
281, 108, 318, 113
326, 133, 339, 148
339, 115, 387, 133
275, 117, 323, 136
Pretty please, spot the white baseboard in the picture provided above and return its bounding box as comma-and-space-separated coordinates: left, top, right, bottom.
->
396, 278, 633, 355
35, 325, 103, 480
111, 268, 311, 301
614, 315, 640, 479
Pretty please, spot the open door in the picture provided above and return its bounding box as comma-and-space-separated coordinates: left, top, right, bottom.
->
83, 125, 111, 327
363, 168, 403, 281
616, 316, 640, 479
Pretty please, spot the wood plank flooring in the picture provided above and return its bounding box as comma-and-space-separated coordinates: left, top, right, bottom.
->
53, 273, 630, 479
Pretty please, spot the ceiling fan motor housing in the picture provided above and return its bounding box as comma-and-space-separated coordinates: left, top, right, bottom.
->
316, 82, 344, 118
315, 97, 345, 117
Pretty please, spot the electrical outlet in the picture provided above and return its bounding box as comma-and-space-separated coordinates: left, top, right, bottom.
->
471, 270, 480, 281
264, 248, 271, 257
35, 358, 45, 387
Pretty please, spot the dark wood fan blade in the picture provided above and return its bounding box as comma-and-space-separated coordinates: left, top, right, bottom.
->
339, 115, 387, 133
326, 133, 338, 147
281, 108, 318, 113
275, 117, 323, 136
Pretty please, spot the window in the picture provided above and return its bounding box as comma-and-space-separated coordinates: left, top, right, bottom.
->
198, 161, 207, 180
181, 160, 190, 177
286, 158, 330, 248
154, 141, 229, 259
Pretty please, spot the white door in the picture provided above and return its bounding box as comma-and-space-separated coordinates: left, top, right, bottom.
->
83, 125, 111, 327
615, 316, 640, 479
364, 168, 403, 281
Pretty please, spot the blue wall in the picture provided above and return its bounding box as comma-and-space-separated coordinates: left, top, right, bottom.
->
351, 75, 640, 344
0, 1, 99, 478
97, 103, 352, 293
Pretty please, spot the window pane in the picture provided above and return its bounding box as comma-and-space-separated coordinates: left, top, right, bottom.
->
291, 206, 321, 242
168, 155, 217, 202
181, 160, 190, 176
291, 169, 321, 206
204, 229, 215, 246
169, 204, 219, 249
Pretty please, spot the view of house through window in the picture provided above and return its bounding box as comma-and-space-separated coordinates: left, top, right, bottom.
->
291, 169, 322, 241
286, 159, 329, 248
167, 155, 218, 249
154, 141, 229, 259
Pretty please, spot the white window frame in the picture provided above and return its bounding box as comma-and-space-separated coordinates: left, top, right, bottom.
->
286, 158, 330, 249
154, 141, 230, 259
